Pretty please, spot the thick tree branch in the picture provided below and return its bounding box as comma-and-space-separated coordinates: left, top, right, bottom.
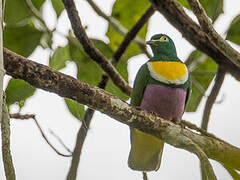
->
187, 0, 240, 68
149, 0, 240, 81
62, 0, 131, 96
201, 67, 226, 130
1, 95, 16, 180
4, 48, 240, 171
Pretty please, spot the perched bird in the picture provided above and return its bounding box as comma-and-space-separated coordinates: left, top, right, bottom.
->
128, 34, 191, 171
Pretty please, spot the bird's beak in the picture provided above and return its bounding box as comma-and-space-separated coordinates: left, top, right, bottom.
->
146, 40, 154, 45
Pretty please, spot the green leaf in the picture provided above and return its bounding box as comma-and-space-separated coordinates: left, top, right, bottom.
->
51, 0, 65, 17
49, 45, 71, 70
177, 0, 190, 9
4, 0, 45, 25
68, 37, 103, 86
4, 23, 43, 57
64, 98, 85, 121
226, 15, 240, 46
5, 79, 36, 108
177, 0, 223, 22
185, 51, 218, 112
5, 0, 31, 24
68, 33, 129, 100
31, 0, 46, 10
106, 0, 149, 60
105, 58, 128, 100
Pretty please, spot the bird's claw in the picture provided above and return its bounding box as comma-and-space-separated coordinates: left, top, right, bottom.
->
172, 118, 185, 128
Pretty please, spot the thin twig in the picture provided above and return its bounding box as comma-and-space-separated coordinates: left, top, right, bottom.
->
66, 75, 108, 180
10, 113, 72, 157
32, 116, 72, 157
66, 108, 95, 180
86, 0, 152, 58
201, 66, 226, 130
187, 0, 240, 68
10, 113, 35, 119
49, 129, 73, 154
62, 0, 131, 96
66, 6, 155, 178
112, 6, 154, 65
25, 0, 49, 32
143, 172, 148, 180
1, 95, 16, 180
181, 120, 228, 144
86, 0, 146, 46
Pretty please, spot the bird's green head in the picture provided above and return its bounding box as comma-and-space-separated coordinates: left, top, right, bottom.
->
146, 34, 177, 60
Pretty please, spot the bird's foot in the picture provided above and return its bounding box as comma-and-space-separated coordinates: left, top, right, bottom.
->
134, 106, 142, 111
172, 118, 185, 128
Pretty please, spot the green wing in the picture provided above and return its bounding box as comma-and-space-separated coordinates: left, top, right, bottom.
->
130, 63, 150, 106
185, 73, 192, 108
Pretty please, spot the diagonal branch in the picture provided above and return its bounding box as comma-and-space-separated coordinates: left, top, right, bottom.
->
222, 164, 240, 179
187, 0, 240, 68
66, 76, 106, 180
62, 0, 131, 96
112, 6, 154, 64
86, 0, 153, 58
4, 48, 240, 171
149, 0, 240, 81
188, 141, 217, 180
67, 7, 154, 178
201, 66, 226, 130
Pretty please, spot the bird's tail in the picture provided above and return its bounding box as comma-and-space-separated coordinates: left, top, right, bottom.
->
128, 128, 164, 171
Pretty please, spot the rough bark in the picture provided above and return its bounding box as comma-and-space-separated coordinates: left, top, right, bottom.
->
4, 48, 240, 170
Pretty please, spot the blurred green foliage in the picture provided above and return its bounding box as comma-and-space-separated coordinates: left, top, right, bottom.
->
185, 51, 218, 112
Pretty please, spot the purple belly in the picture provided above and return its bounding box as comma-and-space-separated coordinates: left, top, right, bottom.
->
141, 84, 186, 121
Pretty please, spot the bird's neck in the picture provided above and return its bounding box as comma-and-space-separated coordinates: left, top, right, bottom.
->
151, 48, 178, 61
151, 53, 179, 61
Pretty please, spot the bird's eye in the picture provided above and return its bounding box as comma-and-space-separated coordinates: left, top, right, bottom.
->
159, 36, 169, 42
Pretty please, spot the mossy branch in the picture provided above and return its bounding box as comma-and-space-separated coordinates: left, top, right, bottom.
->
3, 48, 240, 171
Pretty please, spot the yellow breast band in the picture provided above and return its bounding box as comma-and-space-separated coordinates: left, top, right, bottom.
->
147, 61, 188, 85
